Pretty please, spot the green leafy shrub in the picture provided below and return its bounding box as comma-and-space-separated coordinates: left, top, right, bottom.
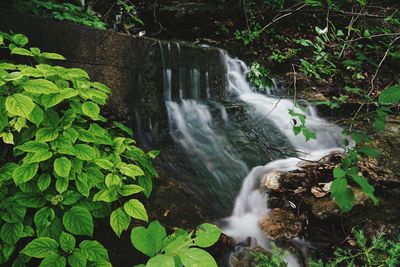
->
247, 62, 273, 91
131, 221, 221, 267
0, 31, 158, 266
252, 243, 288, 267
12, 0, 107, 30
310, 229, 400, 267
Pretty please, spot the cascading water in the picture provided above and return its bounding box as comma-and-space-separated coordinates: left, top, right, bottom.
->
159, 43, 347, 266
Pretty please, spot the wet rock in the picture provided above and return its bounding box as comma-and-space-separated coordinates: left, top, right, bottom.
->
261, 171, 282, 191
259, 209, 304, 240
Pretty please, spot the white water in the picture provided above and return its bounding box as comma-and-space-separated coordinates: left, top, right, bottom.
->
159, 43, 347, 266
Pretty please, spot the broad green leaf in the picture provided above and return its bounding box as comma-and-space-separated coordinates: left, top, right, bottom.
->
68, 251, 87, 267
194, 223, 221, 248
105, 173, 122, 187
74, 144, 96, 160
91, 82, 111, 93
62, 68, 89, 80
130, 221, 166, 257
6, 93, 35, 118
41, 89, 78, 109
179, 248, 217, 267
24, 150, 53, 163
94, 159, 113, 170
41, 52, 66, 60
62, 191, 83, 205
21, 237, 58, 258
120, 164, 144, 178
54, 157, 71, 177
0, 163, 18, 182
147, 150, 160, 159
14, 192, 46, 208
16, 141, 48, 153
0, 222, 24, 245
330, 178, 354, 212
63, 207, 93, 236
2, 132, 14, 144
23, 79, 60, 94
11, 47, 33, 56
12, 34, 28, 46
164, 235, 191, 256
333, 167, 346, 179
357, 147, 381, 158
138, 176, 153, 198
34, 207, 55, 229
350, 174, 379, 205
379, 85, 400, 105
40, 254, 66, 267
93, 188, 118, 202
4, 71, 24, 81
146, 254, 175, 267
0, 97, 8, 132
113, 121, 133, 136
110, 208, 131, 237
13, 163, 39, 185
14, 117, 26, 132
79, 240, 109, 263
119, 184, 144, 196
37, 174, 51, 191
60, 232, 76, 252
36, 127, 59, 142
56, 176, 69, 194
82, 101, 100, 119
124, 199, 148, 222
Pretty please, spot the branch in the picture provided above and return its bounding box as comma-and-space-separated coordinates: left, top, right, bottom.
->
258, 4, 307, 34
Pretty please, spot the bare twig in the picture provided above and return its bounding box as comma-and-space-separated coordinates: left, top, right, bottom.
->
258, 4, 307, 34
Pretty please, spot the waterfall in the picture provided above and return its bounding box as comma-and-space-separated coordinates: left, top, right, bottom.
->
159, 44, 347, 265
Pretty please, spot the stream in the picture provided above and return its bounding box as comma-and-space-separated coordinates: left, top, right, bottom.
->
159, 43, 347, 266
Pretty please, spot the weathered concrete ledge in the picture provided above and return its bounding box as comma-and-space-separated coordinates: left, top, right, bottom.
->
0, 8, 227, 145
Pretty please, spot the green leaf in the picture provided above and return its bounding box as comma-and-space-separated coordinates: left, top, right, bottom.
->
63, 207, 93, 236
350, 174, 379, 205
147, 150, 160, 159
110, 208, 131, 237
41, 89, 78, 109
119, 184, 144, 196
130, 221, 166, 257
36, 127, 59, 142
0, 97, 8, 132
40, 255, 66, 267
179, 248, 217, 267
62, 68, 89, 80
54, 157, 71, 177
146, 254, 175, 267
74, 144, 96, 161
2, 132, 14, 144
105, 173, 122, 188
14, 192, 46, 208
68, 251, 87, 267
357, 147, 381, 158
27, 105, 44, 127
82, 101, 100, 119
60, 232, 76, 252
0, 223, 24, 245
13, 163, 39, 185
12, 34, 28, 46
79, 240, 109, 263
16, 141, 48, 152
24, 150, 53, 164
120, 164, 144, 178
21, 237, 58, 258
331, 178, 354, 212
37, 174, 51, 191
379, 85, 400, 105
11, 47, 34, 56
6, 93, 35, 118
34, 207, 55, 229
124, 199, 148, 222
56, 176, 69, 194
0, 163, 18, 182
94, 159, 113, 170
23, 79, 60, 94
138, 176, 153, 198
194, 223, 221, 248
93, 188, 119, 202
333, 167, 347, 179
41, 52, 66, 60
113, 121, 133, 136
